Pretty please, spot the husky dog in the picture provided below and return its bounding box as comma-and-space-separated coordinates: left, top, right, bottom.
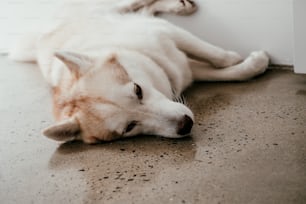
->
9, 0, 269, 144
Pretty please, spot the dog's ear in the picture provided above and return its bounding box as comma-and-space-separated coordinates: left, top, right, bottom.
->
43, 118, 81, 142
55, 51, 93, 79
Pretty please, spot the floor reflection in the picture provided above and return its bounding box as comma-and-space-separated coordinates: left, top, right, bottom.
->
49, 136, 196, 202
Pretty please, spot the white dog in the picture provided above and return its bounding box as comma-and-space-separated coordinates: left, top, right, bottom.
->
9, 0, 269, 144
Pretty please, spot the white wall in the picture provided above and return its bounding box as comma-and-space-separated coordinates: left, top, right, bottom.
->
293, 0, 306, 74
0, 0, 294, 65
0, 0, 59, 52
165, 0, 294, 65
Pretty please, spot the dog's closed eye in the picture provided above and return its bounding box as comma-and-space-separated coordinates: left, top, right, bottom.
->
125, 121, 138, 133
134, 83, 143, 100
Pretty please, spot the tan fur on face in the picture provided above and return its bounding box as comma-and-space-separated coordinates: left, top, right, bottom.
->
54, 95, 117, 119
52, 54, 129, 116
103, 54, 131, 84
49, 53, 135, 143
53, 93, 122, 143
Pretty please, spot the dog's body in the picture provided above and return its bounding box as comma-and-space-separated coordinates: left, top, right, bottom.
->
10, 0, 269, 144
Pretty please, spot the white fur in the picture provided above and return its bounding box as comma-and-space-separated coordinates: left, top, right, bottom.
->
9, 0, 269, 143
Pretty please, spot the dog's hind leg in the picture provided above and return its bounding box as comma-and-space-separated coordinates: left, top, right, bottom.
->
117, 0, 157, 13
144, 0, 197, 16
189, 51, 269, 81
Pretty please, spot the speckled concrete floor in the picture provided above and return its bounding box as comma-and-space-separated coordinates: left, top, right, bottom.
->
0, 56, 305, 204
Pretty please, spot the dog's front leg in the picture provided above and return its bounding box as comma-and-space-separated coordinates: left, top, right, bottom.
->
167, 24, 243, 68
189, 51, 269, 81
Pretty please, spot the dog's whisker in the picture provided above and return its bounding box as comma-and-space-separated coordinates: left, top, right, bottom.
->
181, 95, 186, 105
172, 94, 188, 105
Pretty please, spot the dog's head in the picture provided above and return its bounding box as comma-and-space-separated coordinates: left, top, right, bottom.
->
43, 51, 194, 144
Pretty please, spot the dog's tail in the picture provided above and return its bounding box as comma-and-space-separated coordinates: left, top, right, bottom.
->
8, 32, 39, 63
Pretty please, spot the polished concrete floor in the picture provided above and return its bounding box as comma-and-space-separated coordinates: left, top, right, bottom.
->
0, 57, 305, 204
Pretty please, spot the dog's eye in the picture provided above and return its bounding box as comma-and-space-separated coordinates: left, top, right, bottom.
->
125, 121, 137, 133
134, 83, 143, 100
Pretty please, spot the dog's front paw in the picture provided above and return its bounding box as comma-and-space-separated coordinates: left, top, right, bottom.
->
175, 0, 197, 15
242, 51, 269, 79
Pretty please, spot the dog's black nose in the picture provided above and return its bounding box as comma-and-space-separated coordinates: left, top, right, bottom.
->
177, 115, 194, 136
